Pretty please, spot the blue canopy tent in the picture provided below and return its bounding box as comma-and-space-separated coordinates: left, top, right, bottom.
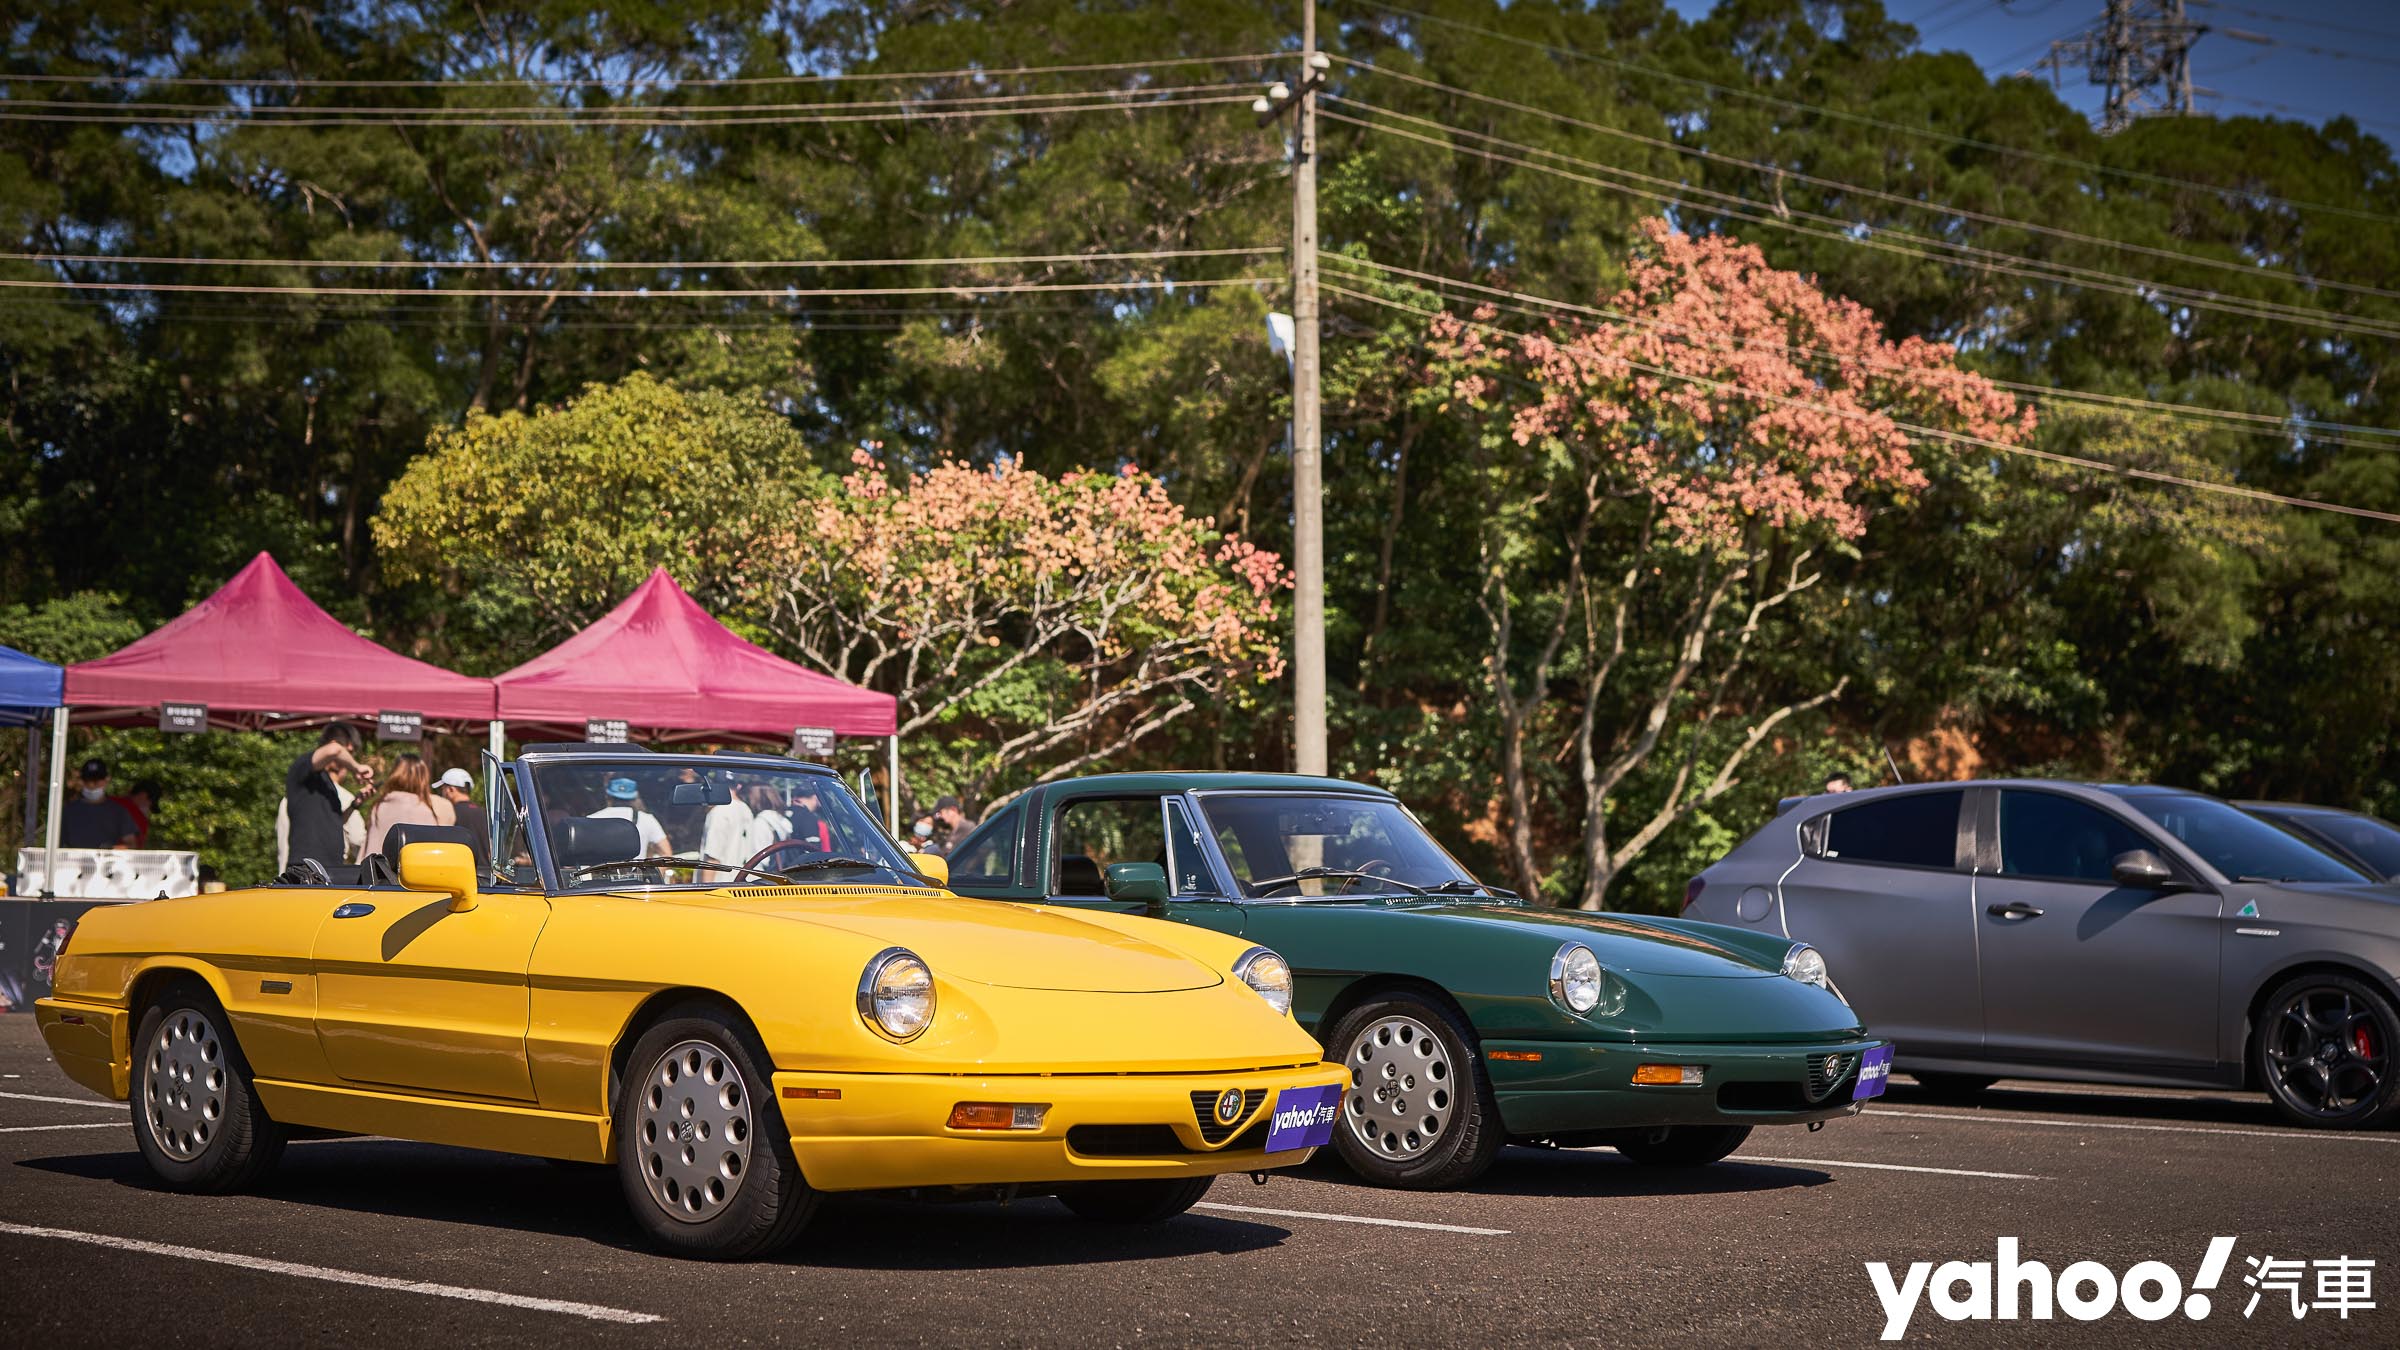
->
0, 644, 61, 727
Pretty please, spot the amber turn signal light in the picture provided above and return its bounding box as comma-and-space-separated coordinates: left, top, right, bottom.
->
947, 1101, 1049, 1130
1486, 1049, 1543, 1062
1632, 1064, 1705, 1086
782, 1086, 841, 1100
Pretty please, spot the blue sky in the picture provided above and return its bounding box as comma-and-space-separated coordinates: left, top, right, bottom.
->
1663, 0, 2400, 138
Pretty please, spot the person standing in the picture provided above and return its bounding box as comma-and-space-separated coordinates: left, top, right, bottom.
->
60, 759, 140, 849
587, 777, 671, 858
701, 784, 755, 870
109, 778, 160, 847
927, 794, 969, 857
787, 780, 835, 854
365, 754, 455, 857
287, 724, 373, 870
435, 768, 490, 871
743, 783, 792, 861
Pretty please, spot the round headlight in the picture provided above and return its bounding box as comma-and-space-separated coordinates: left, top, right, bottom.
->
1549, 942, 1605, 1014
1232, 946, 1294, 1016
1783, 943, 1829, 988
858, 947, 935, 1040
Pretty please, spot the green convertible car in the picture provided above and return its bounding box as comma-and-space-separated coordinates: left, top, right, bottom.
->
944, 773, 1892, 1189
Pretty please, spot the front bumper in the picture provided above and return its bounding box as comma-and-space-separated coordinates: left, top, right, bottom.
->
34, 997, 130, 1101
772, 1060, 1349, 1192
1483, 1036, 1890, 1136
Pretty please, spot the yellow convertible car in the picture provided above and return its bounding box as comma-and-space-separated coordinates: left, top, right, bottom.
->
36, 745, 1345, 1259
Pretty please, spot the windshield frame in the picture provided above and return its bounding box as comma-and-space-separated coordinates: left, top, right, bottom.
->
512, 750, 928, 893
1185, 788, 1489, 903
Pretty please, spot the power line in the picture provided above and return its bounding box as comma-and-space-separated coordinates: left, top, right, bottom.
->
0, 53, 1282, 90
3, 245, 1278, 272
2188, 2, 2400, 45
1346, 0, 2400, 227
0, 275, 1277, 300
1322, 278, 2400, 525
0, 90, 1254, 129
1322, 103, 2400, 341
0, 80, 1247, 117
1334, 56, 2400, 303
1323, 253, 2400, 451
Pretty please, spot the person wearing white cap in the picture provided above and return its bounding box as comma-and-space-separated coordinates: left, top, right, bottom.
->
587, 777, 670, 858
434, 768, 490, 871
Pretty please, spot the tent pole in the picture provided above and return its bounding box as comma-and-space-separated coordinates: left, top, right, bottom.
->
886, 734, 901, 835
41, 706, 67, 897
22, 724, 40, 846
486, 719, 505, 802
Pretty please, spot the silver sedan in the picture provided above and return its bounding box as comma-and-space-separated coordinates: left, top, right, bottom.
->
1686, 780, 2400, 1129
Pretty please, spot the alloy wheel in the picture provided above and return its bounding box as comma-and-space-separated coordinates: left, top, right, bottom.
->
143, 1007, 227, 1161
2263, 986, 2387, 1120
634, 1039, 756, 1225
1343, 1013, 1455, 1159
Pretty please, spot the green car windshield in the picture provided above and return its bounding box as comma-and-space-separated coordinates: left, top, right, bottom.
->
518, 759, 925, 891
1196, 793, 1484, 899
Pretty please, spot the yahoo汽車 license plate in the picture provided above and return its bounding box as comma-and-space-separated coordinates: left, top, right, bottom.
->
1854, 1043, 1895, 1101
1264, 1084, 1341, 1151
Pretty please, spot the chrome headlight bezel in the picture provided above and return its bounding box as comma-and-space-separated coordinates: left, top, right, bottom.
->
1548, 941, 1609, 1015
1782, 942, 1830, 989
1232, 945, 1295, 1016
857, 946, 936, 1041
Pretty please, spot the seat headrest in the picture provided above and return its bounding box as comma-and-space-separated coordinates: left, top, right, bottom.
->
382, 821, 478, 865
1059, 854, 1106, 896
553, 816, 641, 869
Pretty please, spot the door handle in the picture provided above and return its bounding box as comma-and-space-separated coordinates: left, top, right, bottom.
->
1986, 901, 2044, 919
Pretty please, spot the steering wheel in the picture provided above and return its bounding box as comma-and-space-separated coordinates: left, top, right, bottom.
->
746, 838, 831, 876
1337, 859, 1397, 893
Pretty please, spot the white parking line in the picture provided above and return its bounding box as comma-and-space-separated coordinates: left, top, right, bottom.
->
0, 1090, 117, 1109
1867, 1106, 2400, 1144
0, 1222, 663, 1324
1735, 1153, 2043, 1181
1195, 1202, 1509, 1236
0, 1122, 124, 1134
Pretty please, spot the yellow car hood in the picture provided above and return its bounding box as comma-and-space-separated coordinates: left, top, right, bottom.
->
667, 890, 1222, 994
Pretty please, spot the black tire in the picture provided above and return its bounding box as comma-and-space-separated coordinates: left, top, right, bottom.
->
615, 1007, 818, 1259
1611, 1124, 1751, 1167
2253, 972, 2400, 1130
1056, 1176, 1214, 1223
129, 978, 284, 1194
1908, 1071, 1998, 1102
1323, 992, 1503, 1189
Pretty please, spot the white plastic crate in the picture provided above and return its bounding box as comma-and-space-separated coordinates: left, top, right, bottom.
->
15, 848, 200, 900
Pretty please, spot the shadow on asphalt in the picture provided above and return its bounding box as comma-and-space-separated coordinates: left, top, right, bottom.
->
15, 1138, 1294, 1269
1279, 1145, 1832, 1198
1879, 1080, 2292, 1128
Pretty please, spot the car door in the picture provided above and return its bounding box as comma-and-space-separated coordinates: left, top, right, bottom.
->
1038, 792, 1246, 938
1776, 788, 1982, 1058
1973, 788, 2222, 1072
309, 880, 551, 1102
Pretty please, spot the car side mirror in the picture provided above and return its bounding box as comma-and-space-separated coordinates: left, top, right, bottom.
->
398, 841, 480, 913
2110, 848, 2176, 890
909, 852, 950, 887
1104, 862, 1171, 916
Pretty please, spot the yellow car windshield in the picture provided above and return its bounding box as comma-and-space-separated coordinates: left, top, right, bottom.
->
523, 758, 925, 890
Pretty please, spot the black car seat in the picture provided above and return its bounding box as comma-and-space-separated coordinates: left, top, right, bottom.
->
552, 816, 642, 872
1058, 854, 1107, 896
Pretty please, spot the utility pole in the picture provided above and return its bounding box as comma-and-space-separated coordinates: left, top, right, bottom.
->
2043, 0, 2207, 134
1257, 6, 1331, 775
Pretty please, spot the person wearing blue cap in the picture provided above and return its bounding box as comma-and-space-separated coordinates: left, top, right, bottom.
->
585, 776, 670, 858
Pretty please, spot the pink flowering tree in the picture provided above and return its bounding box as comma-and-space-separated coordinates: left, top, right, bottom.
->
1423, 219, 2034, 908
739, 452, 1287, 808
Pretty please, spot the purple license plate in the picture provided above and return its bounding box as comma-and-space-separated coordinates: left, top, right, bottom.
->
1854, 1044, 1895, 1101
1265, 1084, 1342, 1151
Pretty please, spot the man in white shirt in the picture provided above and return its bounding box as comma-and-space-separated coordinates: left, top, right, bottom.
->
702, 787, 755, 870
587, 777, 670, 857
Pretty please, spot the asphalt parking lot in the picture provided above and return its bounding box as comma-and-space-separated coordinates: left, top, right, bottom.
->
0, 1016, 2389, 1348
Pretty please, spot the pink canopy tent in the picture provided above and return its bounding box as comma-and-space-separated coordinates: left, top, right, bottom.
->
62, 552, 497, 728
492, 570, 898, 815
40, 552, 499, 878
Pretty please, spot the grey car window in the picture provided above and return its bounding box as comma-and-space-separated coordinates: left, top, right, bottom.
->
2118, 793, 2368, 883
2288, 810, 2400, 879
1821, 790, 1965, 869
1998, 791, 2153, 883
949, 804, 1019, 886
